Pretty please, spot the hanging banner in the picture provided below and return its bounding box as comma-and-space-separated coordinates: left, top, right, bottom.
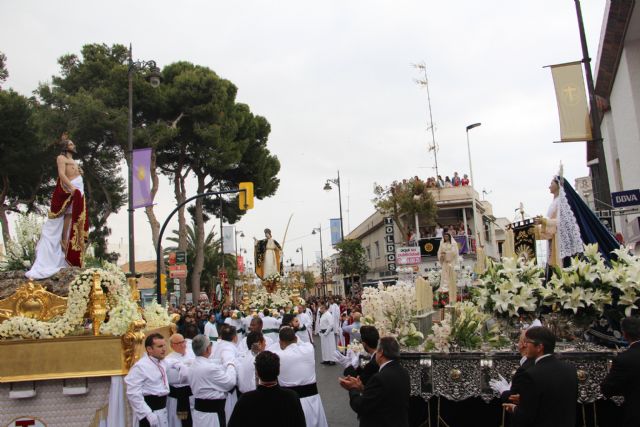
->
132, 148, 153, 208
222, 225, 235, 254
237, 255, 244, 273
549, 61, 592, 142
330, 218, 342, 246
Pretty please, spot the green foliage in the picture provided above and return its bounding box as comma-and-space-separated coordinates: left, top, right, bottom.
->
0, 52, 8, 86
336, 239, 369, 279
302, 271, 316, 289
373, 177, 438, 240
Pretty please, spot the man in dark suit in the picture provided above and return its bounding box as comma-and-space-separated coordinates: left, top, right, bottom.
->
506, 326, 577, 427
601, 316, 640, 427
229, 351, 306, 427
336, 325, 380, 386
339, 336, 410, 427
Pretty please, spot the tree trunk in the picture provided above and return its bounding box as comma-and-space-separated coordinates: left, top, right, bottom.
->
0, 208, 11, 253
190, 173, 206, 303
174, 169, 188, 304
145, 149, 164, 273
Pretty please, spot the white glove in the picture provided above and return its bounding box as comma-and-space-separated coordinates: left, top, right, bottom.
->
334, 350, 352, 368
145, 412, 159, 427
489, 374, 511, 394
346, 349, 359, 368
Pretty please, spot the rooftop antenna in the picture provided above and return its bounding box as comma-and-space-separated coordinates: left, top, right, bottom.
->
412, 62, 440, 179
482, 188, 492, 200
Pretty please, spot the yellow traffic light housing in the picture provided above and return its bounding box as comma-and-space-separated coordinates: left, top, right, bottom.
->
239, 182, 254, 210
160, 273, 167, 294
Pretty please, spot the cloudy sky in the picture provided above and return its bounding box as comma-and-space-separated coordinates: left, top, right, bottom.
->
2, 0, 607, 268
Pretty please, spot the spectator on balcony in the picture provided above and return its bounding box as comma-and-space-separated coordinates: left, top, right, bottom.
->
434, 223, 444, 239
436, 175, 444, 188
452, 172, 461, 187
461, 174, 470, 186
444, 176, 453, 187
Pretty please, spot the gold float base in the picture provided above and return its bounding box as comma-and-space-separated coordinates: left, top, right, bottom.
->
0, 326, 173, 383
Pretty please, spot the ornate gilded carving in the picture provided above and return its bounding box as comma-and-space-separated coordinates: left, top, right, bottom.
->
0, 281, 68, 323
121, 319, 147, 370
89, 272, 107, 336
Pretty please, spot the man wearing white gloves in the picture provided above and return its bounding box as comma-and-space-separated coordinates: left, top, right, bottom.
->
489, 328, 536, 404
334, 325, 379, 386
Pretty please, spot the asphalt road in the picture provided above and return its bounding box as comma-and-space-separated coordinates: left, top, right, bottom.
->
313, 338, 359, 427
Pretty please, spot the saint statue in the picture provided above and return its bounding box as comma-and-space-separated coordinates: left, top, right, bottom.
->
26, 134, 88, 279
437, 232, 459, 303
254, 228, 283, 280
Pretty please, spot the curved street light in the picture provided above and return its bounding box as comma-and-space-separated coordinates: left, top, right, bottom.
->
324, 170, 345, 243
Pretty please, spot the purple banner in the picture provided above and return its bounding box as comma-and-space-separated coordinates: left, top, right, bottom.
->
132, 148, 153, 209
453, 235, 469, 254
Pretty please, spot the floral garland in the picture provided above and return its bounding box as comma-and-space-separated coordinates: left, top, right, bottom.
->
249, 287, 303, 312
0, 264, 142, 340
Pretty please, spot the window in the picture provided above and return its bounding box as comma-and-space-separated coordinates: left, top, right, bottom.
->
375, 241, 381, 258
366, 246, 371, 261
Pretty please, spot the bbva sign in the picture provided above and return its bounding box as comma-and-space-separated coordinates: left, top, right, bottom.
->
611, 189, 640, 208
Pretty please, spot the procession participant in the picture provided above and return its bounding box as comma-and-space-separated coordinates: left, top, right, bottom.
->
254, 228, 283, 280
187, 335, 237, 427
26, 134, 89, 279
297, 305, 313, 343
329, 297, 342, 346
204, 313, 219, 342
273, 327, 328, 427
335, 325, 380, 386
228, 351, 306, 427
238, 316, 274, 355
342, 312, 362, 343
210, 324, 239, 423
318, 305, 337, 365
437, 232, 459, 303
165, 334, 195, 427
261, 308, 281, 344
224, 310, 245, 341
125, 333, 170, 427
237, 331, 267, 394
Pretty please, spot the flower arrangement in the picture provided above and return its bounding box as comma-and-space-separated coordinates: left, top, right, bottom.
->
264, 272, 281, 283
143, 301, 173, 329
1, 213, 43, 271
424, 302, 509, 352
250, 286, 301, 312
433, 290, 450, 309
361, 281, 423, 347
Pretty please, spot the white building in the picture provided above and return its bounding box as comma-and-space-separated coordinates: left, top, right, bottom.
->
594, 1, 640, 247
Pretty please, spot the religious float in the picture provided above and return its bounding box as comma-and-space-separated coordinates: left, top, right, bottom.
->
359, 243, 638, 426
0, 263, 177, 427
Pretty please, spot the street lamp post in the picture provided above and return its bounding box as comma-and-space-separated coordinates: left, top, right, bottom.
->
296, 247, 304, 274
312, 226, 326, 296
466, 123, 482, 251
127, 44, 161, 279
324, 170, 345, 243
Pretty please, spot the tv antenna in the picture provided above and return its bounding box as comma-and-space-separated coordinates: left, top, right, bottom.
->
412, 62, 440, 179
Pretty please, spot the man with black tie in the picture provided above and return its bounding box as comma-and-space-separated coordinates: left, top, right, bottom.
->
339, 336, 410, 427
505, 326, 577, 427
601, 316, 640, 427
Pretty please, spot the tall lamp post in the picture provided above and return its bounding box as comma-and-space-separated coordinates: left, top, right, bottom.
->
127, 44, 161, 279
324, 171, 345, 243
312, 226, 326, 296
466, 123, 482, 251
296, 247, 304, 274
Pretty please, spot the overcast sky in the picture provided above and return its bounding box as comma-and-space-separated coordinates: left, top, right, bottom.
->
1, 0, 607, 268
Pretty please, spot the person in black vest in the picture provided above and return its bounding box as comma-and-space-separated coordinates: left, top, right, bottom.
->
601, 316, 640, 427
228, 351, 306, 427
336, 325, 380, 386
506, 326, 577, 427
339, 336, 410, 427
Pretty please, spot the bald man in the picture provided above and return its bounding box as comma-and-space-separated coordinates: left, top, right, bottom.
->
165, 334, 195, 427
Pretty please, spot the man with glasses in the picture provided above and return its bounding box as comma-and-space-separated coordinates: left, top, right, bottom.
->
504, 326, 577, 427
166, 334, 195, 427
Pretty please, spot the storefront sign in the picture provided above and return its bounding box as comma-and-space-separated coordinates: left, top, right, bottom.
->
396, 246, 422, 265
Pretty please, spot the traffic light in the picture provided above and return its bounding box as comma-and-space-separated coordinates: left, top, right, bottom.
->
160, 273, 167, 294
238, 182, 254, 210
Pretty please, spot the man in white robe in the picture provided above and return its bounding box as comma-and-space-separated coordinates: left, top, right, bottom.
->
272, 327, 328, 427
165, 334, 195, 427
318, 305, 337, 364
236, 331, 267, 394
210, 324, 239, 424
224, 311, 246, 341
204, 314, 219, 342
237, 316, 274, 356
329, 298, 342, 345
125, 333, 170, 427
183, 335, 237, 427
261, 308, 281, 344
297, 305, 313, 343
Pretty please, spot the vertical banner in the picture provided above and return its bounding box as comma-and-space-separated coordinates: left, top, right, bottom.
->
222, 225, 235, 254
330, 218, 342, 246
384, 217, 396, 271
237, 255, 244, 273
132, 148, 153, 208
549, 61, 592, 142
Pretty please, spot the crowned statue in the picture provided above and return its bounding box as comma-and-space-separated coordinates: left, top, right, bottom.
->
254, 228, 283, 284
